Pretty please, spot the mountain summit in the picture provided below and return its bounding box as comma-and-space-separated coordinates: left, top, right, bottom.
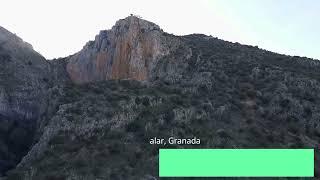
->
67, 16, 180, 83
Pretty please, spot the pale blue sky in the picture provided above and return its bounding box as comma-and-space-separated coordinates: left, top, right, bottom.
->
211, 0, 320, 59
0, 0, 318, 60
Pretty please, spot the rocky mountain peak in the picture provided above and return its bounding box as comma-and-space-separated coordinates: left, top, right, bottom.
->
112, 15, 161, 33
66, 15, 178, 84
3, 15, 320, 179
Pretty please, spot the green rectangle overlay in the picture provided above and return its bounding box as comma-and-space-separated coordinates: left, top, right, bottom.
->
159, 149, 314, 177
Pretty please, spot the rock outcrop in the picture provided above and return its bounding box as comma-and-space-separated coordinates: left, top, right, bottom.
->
67, 16, 180, 84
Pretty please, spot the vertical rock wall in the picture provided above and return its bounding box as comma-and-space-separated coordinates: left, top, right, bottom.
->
66, 16, 179, 84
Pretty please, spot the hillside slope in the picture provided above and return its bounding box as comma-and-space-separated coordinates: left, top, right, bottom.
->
0, 26, 52, 176
1, 16, 320, 179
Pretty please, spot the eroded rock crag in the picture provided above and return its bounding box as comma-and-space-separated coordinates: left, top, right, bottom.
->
67, 16, 180, 83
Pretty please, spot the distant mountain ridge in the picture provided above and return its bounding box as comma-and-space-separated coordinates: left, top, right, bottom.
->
0, 16, 319, 179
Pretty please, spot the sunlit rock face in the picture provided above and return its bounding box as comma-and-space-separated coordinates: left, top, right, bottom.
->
67, 16, 177, 84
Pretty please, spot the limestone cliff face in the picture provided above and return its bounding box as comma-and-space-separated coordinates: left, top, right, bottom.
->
67, 16, 180, 84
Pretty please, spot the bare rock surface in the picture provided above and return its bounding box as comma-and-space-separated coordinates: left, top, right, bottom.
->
67, 16, 180, 83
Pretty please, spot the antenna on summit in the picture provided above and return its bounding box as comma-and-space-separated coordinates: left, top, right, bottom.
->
130, 14, 142, 19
